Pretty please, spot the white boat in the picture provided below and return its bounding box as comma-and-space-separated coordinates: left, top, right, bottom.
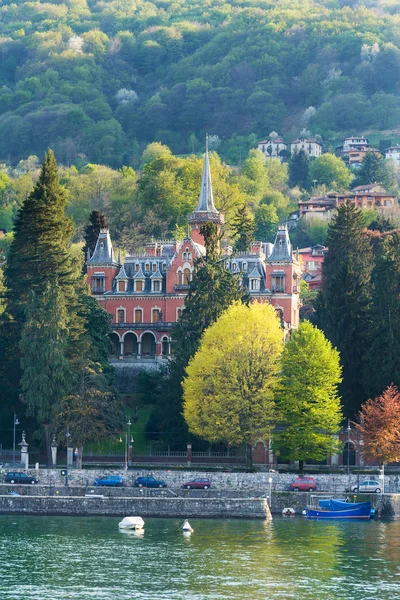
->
182, 520, 194, 533
118, 516, 145, 530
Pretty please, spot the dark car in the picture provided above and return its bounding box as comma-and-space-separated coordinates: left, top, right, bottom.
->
289, 476, 317, 492
183, 478, 211, 490
5, 472, 38, 485
93, 475, 126, 487
134, 476, 167, 488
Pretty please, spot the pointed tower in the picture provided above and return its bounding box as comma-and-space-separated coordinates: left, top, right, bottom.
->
86, 228, 120, 293
187, 137, 224, 246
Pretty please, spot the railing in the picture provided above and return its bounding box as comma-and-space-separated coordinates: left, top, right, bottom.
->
92, 288, 105, 294
112, 322, 173, 330
271, 286, 285, 293
175, 284, 190, 291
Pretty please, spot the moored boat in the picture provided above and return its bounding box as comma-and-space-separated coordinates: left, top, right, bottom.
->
118, 516, 145, 530
306, 497, 372, 519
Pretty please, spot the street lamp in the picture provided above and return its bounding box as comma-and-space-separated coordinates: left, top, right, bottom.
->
126, 419, 132, 470
13, 413, 19, 466
347, 418, 351, 476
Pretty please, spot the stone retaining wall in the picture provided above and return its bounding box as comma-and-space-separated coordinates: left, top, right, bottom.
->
10, 468, 399, 494
0, 495, 271, 519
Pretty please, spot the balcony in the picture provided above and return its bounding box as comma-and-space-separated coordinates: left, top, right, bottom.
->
92, 287, 105, 295
113, 322, 174, 330
175, 284, 190, 291
271, 286, 285, 293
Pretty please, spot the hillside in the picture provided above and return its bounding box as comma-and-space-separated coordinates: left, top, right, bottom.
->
0, 0, 399, 167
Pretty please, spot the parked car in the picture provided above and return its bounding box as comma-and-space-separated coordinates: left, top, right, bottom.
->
183, 478, 211, 490
5, 472, 38, 484
134, 476, 167, 488
93, 475, 126, 487
289, 476, 317, 492
349, 480, 381, 493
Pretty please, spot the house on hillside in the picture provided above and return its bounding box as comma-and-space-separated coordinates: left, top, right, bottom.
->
290, 137, 322, 158
298, 245, 326, 291
385, 146, 400, 170
87, 145, 301, 366
298, 186, 396, 219
335, 136, 380, 167
257, 133, 287, 160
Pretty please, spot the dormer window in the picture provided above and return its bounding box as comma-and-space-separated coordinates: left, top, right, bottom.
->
232, 262, 237, 271
162, 262, 166, 271
152, 264, 157, 272
117, 280, 127, 292
135, 264, 140, 272
250, 279, 260, 291
135, 280, 144, 292
152, 279, 161, 292
243, 262, 248, 271
145, 263, 150, 271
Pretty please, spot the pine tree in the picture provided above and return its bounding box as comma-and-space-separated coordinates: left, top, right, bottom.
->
20, 281, 72, 461
288, 150, 309, 189
317, 202, 373, 416
231, 203, 255, 252
273, 321, 343, 473
82, 210, 108, 262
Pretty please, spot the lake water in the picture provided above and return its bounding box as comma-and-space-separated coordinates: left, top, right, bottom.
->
0, 515, 400, 599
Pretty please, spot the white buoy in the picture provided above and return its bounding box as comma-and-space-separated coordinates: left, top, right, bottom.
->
182, 519, 194, 533
282, 507, 295, 516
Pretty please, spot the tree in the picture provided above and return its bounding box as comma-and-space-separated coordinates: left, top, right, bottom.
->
183, 302, 283, 468
353, 152, 395, 189
317, 203, 373, 415
56, 369, 123, 469
308, 153, 353, 190
273, 321, 342, 473
289, 150, 309, 189
355, 385, 400, 470
19, 281, 72, 462
82, 210, 108, 261
231, 203, 255, 251
254, 203, 279, 242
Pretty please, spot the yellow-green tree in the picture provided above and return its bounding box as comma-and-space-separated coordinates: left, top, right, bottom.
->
183, 302, 283, 467
273, 321, 342, 473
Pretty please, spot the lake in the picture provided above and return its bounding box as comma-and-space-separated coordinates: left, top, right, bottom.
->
0, 515, 399, 599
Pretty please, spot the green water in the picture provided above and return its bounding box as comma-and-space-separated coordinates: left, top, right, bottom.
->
0, 516, 400, 600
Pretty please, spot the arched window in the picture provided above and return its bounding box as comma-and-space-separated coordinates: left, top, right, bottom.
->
152, 263, 157, 272
134, 308, 143, 323
177, 270, 184, 285
177, 308, 183, 320
117, 309, 125, 323
183, 268, 191, 284
152, 308, 161, 323
161, 337, 169, 356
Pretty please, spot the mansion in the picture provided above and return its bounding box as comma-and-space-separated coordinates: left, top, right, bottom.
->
87, 148, 301, 363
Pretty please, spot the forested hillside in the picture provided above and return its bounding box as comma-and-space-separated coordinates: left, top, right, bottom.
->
0, 0, 400, 167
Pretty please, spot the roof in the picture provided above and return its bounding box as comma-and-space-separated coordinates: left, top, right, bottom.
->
89, 228, 118, 265
132, 267, 145, 279
268, 225, 293, 261
150, 268, 163, 279
115, 265, 128, 280
291, 137, 321, 145
192, 141, 218, 214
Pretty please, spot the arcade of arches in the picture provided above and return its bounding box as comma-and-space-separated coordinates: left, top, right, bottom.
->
109, 332, 170, 359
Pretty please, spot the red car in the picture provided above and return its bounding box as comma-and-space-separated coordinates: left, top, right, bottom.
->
289, 476, 317, 492
183, 478, 211, 490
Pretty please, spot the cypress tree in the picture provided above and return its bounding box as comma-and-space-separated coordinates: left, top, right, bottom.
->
288, 150, 309, 189
82, 210, 108, 267
317, 202, 373, 416
364, 232, 400, 398
353, 152, 393, 189
231, 203, 255, 252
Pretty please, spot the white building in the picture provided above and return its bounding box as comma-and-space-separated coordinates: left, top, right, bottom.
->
342, 136, 370, 152
385, 146, 400, 169
290, 137, 322, 158
258, 135, 287, 160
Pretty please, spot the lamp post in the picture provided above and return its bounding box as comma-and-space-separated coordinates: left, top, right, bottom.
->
347, 418, 351, 493
13, 413, 19, 466
126, 419, 131, 470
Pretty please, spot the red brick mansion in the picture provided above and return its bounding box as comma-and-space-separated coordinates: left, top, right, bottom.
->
87, 148, 301, 364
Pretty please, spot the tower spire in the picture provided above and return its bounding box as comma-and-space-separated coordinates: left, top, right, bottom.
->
192, 135, 218, 214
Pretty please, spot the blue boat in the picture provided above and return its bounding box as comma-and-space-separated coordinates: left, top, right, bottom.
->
306, 498, 372, 519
